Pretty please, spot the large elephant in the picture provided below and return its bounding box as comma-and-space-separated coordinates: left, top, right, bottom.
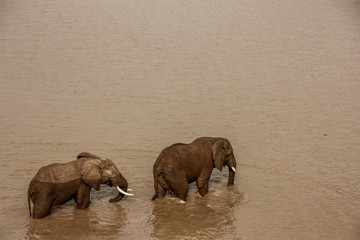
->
152, 137, 237, 202
28, 152, 133, 219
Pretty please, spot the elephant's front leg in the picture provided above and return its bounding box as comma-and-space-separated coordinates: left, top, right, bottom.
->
196, 172, 211, 197
75, 184, 91, 209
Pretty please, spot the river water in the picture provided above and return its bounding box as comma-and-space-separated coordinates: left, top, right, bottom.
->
0, 1, 359, 239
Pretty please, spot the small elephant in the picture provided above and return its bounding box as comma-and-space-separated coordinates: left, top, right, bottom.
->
152, 137, 237, 202
28, 152, 133, 219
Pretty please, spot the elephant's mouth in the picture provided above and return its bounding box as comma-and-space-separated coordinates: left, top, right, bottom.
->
109, 186, 134, 203
105, 180, 113, 187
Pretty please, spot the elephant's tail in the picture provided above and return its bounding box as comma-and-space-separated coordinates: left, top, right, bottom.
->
158, 174, 172, 193
152, 172, 174, 200
28, 191, 32, 217
151, 194, 157, 201
152, 174, 160, 201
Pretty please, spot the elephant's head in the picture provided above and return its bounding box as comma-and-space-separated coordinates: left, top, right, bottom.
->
211, 139, 237, 186
78, 152, 133, 202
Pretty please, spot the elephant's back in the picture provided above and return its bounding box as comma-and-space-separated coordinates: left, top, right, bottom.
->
154, 144, 191, 170
33, 159, 83, 183
156, 144, 186, 160
154, 145, 179, 169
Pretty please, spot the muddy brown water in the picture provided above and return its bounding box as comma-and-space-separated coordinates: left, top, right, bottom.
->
1, 1, 359, 239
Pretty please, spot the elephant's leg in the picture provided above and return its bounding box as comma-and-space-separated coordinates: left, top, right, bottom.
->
156, 182, 167, 199
33, 203, 53, 219
75, 184, 91, 209
196, 178, 209, 197
32, 191, 55, 219
166, 172, 189, 202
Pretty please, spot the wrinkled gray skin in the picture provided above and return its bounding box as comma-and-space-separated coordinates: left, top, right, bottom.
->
152, 137, 237, 202
28, 152, 129, 219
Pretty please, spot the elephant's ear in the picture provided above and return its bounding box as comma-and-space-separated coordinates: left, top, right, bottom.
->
81, 159, 102, 190
212, 140, 227, 171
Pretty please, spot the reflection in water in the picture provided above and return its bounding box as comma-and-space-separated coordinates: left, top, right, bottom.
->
149, 180, 243, 240
27, 191, 128, 239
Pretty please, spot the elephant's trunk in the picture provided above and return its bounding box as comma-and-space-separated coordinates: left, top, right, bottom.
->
108, 175, 133, 203
109, 187, 126, 203
228, 168, 235, 186
227, 154, 236, 186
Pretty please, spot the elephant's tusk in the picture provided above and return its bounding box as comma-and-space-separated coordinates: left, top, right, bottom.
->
127, 188, 133, 192
116, 186, 134, 196
231, 167, 236, 173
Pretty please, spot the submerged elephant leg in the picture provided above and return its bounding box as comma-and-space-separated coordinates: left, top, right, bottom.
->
174, 183, 189, 202
196, 178, 209, 197
33, 203, 53, 219
75, 184, 91, 209
32, 191, 55, 219
196, 168, 212, 197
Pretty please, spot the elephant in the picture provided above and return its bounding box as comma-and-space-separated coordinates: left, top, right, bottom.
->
28, 152, 133, 219
152, 137, 237, 202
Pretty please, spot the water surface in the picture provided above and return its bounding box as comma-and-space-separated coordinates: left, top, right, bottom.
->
0, 1, 359, 239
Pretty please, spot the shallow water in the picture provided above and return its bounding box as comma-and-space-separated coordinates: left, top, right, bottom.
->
0, 0, 359, 239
